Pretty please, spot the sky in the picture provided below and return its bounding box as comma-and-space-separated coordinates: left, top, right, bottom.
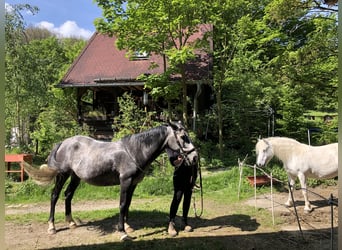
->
5, 0, 103, 40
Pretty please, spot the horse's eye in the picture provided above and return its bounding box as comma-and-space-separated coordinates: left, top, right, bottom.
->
181, 135, 190, 143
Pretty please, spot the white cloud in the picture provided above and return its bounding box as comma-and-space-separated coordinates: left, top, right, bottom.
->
36, 20, 93, 40
5, 3, 14, 12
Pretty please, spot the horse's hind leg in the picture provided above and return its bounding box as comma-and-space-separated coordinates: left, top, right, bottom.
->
64, 172, 81, 228
48, 173, 69, 234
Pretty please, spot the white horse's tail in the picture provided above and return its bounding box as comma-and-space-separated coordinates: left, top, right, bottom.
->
23, 161, 58, 186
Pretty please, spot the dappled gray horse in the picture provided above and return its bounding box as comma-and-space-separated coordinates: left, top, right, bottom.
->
23, 122, 198, 240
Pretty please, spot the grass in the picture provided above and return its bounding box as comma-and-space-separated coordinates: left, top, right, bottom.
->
4, 166, 277, 226
5, 164, 337, 250
5, 164, 336, 223
6, 163, 335, 205
4, 165, 258, 204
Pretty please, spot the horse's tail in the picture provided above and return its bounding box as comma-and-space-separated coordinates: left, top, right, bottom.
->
22, 162, 58, 186
23, 142, 62, 186
47, 142, 63, 169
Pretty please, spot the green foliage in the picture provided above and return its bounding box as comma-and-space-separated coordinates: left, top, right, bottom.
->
95, 0, 210, 126
4, 167, 252, 204
5, 162, 336, 208
197, 139, 242, 168
5, 1, 338, 166
5, 178, 52, 203
5, 4, 87, 154
113, 92, 160, 140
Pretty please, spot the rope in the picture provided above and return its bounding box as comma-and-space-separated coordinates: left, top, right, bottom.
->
329, 193, 334, 250
193, 153, 203, 218
288, 180, 304, 239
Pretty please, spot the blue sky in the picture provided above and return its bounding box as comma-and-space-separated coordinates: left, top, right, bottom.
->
6, 0, 103, 39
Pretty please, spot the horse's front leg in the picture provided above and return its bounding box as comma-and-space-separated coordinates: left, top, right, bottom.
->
118, 177, 135, 240
298, 172, 312, 212
123, 184, 137, 233
285, 175, 296, 208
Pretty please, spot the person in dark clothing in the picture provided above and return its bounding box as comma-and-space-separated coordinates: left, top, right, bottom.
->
166, 148, 198, 237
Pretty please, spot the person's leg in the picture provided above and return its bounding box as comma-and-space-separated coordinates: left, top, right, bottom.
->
168, 188, 184, 236
182, 188, 193, 232
170, 189, 183, 219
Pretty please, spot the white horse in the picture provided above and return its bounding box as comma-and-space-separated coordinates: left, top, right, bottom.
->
255, 137, 338, 212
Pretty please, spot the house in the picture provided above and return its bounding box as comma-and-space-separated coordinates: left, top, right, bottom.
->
57, 25, 213, 140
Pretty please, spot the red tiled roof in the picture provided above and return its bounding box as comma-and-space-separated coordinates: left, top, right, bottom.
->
59, 24, 212, 88
59, 33, 165, 87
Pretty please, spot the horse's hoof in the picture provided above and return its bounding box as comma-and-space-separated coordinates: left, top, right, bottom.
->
125, 227, 134, 233
304, 208, 313, 213
69, 222, 77, 229
184, 225, 193, 232
168, 222, 178, 237
47, 228, 57, 235
284, 202, 293, 208
124, 223, 135, 233
120, 233, 136, 241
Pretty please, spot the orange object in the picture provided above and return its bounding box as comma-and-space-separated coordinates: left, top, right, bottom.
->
5, 154, 33, 182
247, 175, 271, 187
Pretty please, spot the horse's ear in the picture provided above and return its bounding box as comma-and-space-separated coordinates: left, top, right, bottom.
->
169, 120, 183, 130
258, 135, 262, 141
168, 120, 178, 130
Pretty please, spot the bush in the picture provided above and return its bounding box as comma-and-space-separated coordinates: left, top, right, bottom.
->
112, 92, 160, 140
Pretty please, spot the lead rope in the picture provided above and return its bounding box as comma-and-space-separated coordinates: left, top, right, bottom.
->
193, 152, 203, 218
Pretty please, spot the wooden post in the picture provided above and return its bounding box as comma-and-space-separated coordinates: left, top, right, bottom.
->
271, 172, 275, 225
254, 164, 257, 209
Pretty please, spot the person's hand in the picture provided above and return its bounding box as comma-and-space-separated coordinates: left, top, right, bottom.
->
174, 155, 184, 167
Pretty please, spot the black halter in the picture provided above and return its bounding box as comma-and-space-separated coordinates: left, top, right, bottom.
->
172, 130, 197, 166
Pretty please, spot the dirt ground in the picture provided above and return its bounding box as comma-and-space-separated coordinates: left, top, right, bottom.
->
5, 185, 338, 250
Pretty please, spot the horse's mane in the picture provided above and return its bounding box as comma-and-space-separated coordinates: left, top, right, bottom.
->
266, 136, 300, 145
265, 137, 303, 162
121, 125, 168, 148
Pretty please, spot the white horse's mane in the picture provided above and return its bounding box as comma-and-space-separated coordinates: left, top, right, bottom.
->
263, 137, 304, 162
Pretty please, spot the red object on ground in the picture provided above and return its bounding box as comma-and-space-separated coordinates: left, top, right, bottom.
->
5, 154, 33, 182
247, 175, 271, 187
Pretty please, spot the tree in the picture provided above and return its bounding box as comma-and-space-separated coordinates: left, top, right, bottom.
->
5, 3, 39, 147
207, 0, 280, 156
112, 92, 160, 140
94, 0, 209, 127
94, 0, 337, 158
28, 37, 87, 156
206, 0, 337, 156
5, 4, 87, 155
263, 0, 338, 141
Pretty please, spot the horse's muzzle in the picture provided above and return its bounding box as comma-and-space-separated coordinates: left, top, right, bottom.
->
183, 149, 198, 166
192, 155, 198, 165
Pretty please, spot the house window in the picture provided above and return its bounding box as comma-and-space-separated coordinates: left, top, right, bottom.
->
131, 51, 149, 60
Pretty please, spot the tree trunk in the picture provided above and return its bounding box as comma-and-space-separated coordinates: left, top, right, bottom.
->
181, 64, 188, 127
217, 79, 223, 159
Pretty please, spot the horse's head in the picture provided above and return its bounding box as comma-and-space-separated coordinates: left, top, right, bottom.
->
255, 138, 274, 167
166, 121, 198, 166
